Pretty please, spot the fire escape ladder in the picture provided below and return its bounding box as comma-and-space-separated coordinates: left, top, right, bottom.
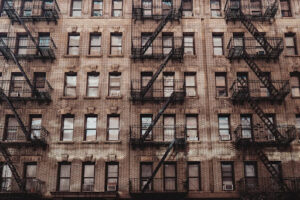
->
255, 148, 291, 193
140, 49, 174, 98
263, 1, 279, 19
241, 50, 279, 98
140, 8, 174, 55
0, 145, 25, 191
141, 92, 176, 142
0, 89, 31, 141
3, 1, 44, 56
141, 139, 177, 193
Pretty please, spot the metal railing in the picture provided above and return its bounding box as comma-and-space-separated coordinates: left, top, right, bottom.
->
0, 178, 45, 194
129, 178, 187, 193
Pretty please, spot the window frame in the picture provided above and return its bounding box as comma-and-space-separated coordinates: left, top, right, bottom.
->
210, 0, 221, 17
89, 33, 102, 55
110, 33, 123, 55
24, 162, 37, 191
183, 33, 195, 55
221, 162, 235, 191
162, 33, 174, 55
92, 0, 103, 17
84, 115, 98, 141
218, 115, 231, 141
212, 33, 224, 55
107, 115, 120, 141
215, 72, 227, 97
71, 0, 82, 17
140, 162, 153, 191
57, 162, 71, 192
86, 72, 100, 97
187, 162, 201, 191
182, 0, 193, 17
64, 72, 77, 97
280, 0, 292, 17
285, 33, 297, 55
61, 114, 74, 141
112, 0, 123, 17
108, 72, 121, 97
29, 114, 42, 139
105, 162, 119, 191
240, 114, 253, 139
184, 72, 197, 97
290, 73, 300, 97
82, 162, 95, 192
186, 114, 198, 141
67, 33, 80, 55
0, 163, 12, 191
163, 162, 177, 191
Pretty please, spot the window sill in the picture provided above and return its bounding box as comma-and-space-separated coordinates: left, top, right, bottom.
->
83, 96, 101, 100
108, 54, 124, 58
86, 54, 103, 58
89, 16, 104, 19
64, 55, 80, 58
57, 141, 75, 144
103, 140, 122, 144
213, 55, 225, 58
184, 55, 197, 58
284, 55, 300, 57
61, 96, 78, 100
215, 96, 230, 99
291, 96, 300, 99
81, 141, 99, 144
187, 140, 200, 143
210, 17, 224, 19
106, 95, 123, 99
186, 96, 199, 99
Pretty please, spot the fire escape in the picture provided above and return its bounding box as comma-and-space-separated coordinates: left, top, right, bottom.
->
129, 0, 186, 197
0, 0, 58, 197
225, 0, 299, 199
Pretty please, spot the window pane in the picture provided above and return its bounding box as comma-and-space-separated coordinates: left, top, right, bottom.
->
285, 37, 295, 46
69, 35, 80, 46
108, 165, 118, 177
88, 75, 99, 87
60, 165, 71, 177
164, 164, 175, 177
59, 179, 70, 191
26, 165, 37, 178
86, 117, 97, 129
219, 117, 229, 129
189, 164, 199, 177
211, 0, 220, 9
185, 75, 195, 86
84, 165, 95, 177
187, 117, 197, 128
109, 117, 119, 128
66, 76, 77, 87
141, 164, 152, 177
216, 76, 225, 86
111, 35, 122, 46
213, 37, 222, 46
245, 164, 256, 177
64, 118, 74, 129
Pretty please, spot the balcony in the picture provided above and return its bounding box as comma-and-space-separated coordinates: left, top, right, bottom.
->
131, 37, 183, 60
0, 37, 56, 60
2, 0, 60, 23
226, 37, 284, 60
131, 79, 185, 102
130, 125, 186, 147
132, 5, 182, 21
0, 80, 53, 102
0, 125, 49, 147
233, 124, 296, 148
238, 177, 300, 195
230, 80, 290, 102
129, 178, 187, 197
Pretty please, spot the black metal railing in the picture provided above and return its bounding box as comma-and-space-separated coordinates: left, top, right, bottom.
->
131, 79, 185, 102
230, 80, 290, 101
227, 37, 283, 59
0, 80, 52, 101
0, 178, 45, 194
0, 126, 49, 143
131, 37, 183, 60
238, 177, 300, 194
0, 37, 56, 60
233, 124, 296, 146
129, 178, 187, 193
130, 124, 186, 145
132, 5, 182, 21
2, 0, 60, 22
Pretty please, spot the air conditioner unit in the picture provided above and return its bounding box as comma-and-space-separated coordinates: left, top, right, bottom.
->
267, 134, 275, 141
223, 184, 234, 191
107, 184, 117, 191
220, 134, 231, 141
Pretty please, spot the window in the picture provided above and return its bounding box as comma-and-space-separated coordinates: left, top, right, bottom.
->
30, 115, 42, 139
218, 115, 230, 141
34, 72, 46, 89
142, 0, 152, 16
233, 32, 244, 48
64, 73, 77, 97
22, 0, 33, 17
68, 33, 80, 55
92, 0, 103, 16
140, 163, 152, 191
71, 0, 82, 16
61, 115, 74, 141
162, 0, 172, 15
141, 114, 153, 140
250, 0, 262, 16
186, 115, 198, 141
291, 74, 300, 97
162, 33, 173, 55
296, 115, 300, 132
221, 162, 234, 191
58, 163, 71, 191
215, 73, 227, 97
182, 0, 193, 17
210, 0, 221, 17
163, 115, 175, 141
112, 0, 123, 17
17, 35, 28, 55
0, 164, 12, 191
163, 73, 174, 97
270, 162, 282, 179
85, 115, 97, 141
188, 162, 200, 191
241, 115, 252, 139
244, 162, 258, 189
213, 34, 223, 55
107, 115, 120, 141
109, 72, 121, 97
89, 33, 101, 55
82, 163, 95, 192
164, 163, 176, 191
285, 33, 297, 55
260, 73, 271, 97
1, 0, 13, 16
142, 33, 153, 55
141, 72, 153, 97
0, 33, 7, 46
10, 73, 25, 97
185, 72, 196, 97
110, 33, 122, 55
183, 34, 194, 55
280, 0, 292, 17
87, 72, 99, 97
237, 72, 248, 89
24, 163, 37, 191
5, 115, 18, 141
38, 33, 50, 50
106, 163, 118, 191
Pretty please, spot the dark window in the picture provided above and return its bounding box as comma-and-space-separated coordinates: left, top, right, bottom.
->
186, 115, 198, 141
183, 33, 194, 55
241, 115, 252, 139
285, 33, 297, 55
71, 0, 82, 16
82, 163, 95, 192
110, 33, 122, 55
215, 73, 227, 97
61, 115, 74, 141
244, 162, 258, 189
17, 35, 28, 55
92, 0, 103, 16
141, 114, 153, 140
163, 72, 174, 97
280, 0, 292, 17
162, 33, 173, 55
22, 0, 33, 17
237, 72, 248, 89
89, 33, 101, 55
106, 163, 118, 191
87, 72, 99, 97
260, 72, 271, 97
188, 162, 200, 191
0, 33, 7, 47
162, 0, 172, 15
58, 163, 71, 191
182, 0, 193, 17
34, 72, 46, 89
0, 163, 12, 191
24, 163, 37, 191
1, 0, 13, 16
142, 33, 153, 55
164, 163, 176, 191
68, 33, 80, 55
38, 33, 50, 49
210, 0, 221, 17
64, 73, 77, 97
140, 163, 152, 191
291, 73, 300, 97
233, 32, 244, 48
30, 115, 42, 139
213, 33, 223, 55
112, 0, 123, 17
250, 0, 262, 16
185, 72, 196, 97
270, 161, 282, 178
218, 115, 230, 141
4, 115, 18, 141
85, 115, 97, 141
141, 72, 153, 97
142, 0, 152, 16
107, 115, 120, 141
109, 72, 121, 97
296, 114, 300, 131
10, 73, 24, 97
163, 115, 175, 141
221, 162, 234, 191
